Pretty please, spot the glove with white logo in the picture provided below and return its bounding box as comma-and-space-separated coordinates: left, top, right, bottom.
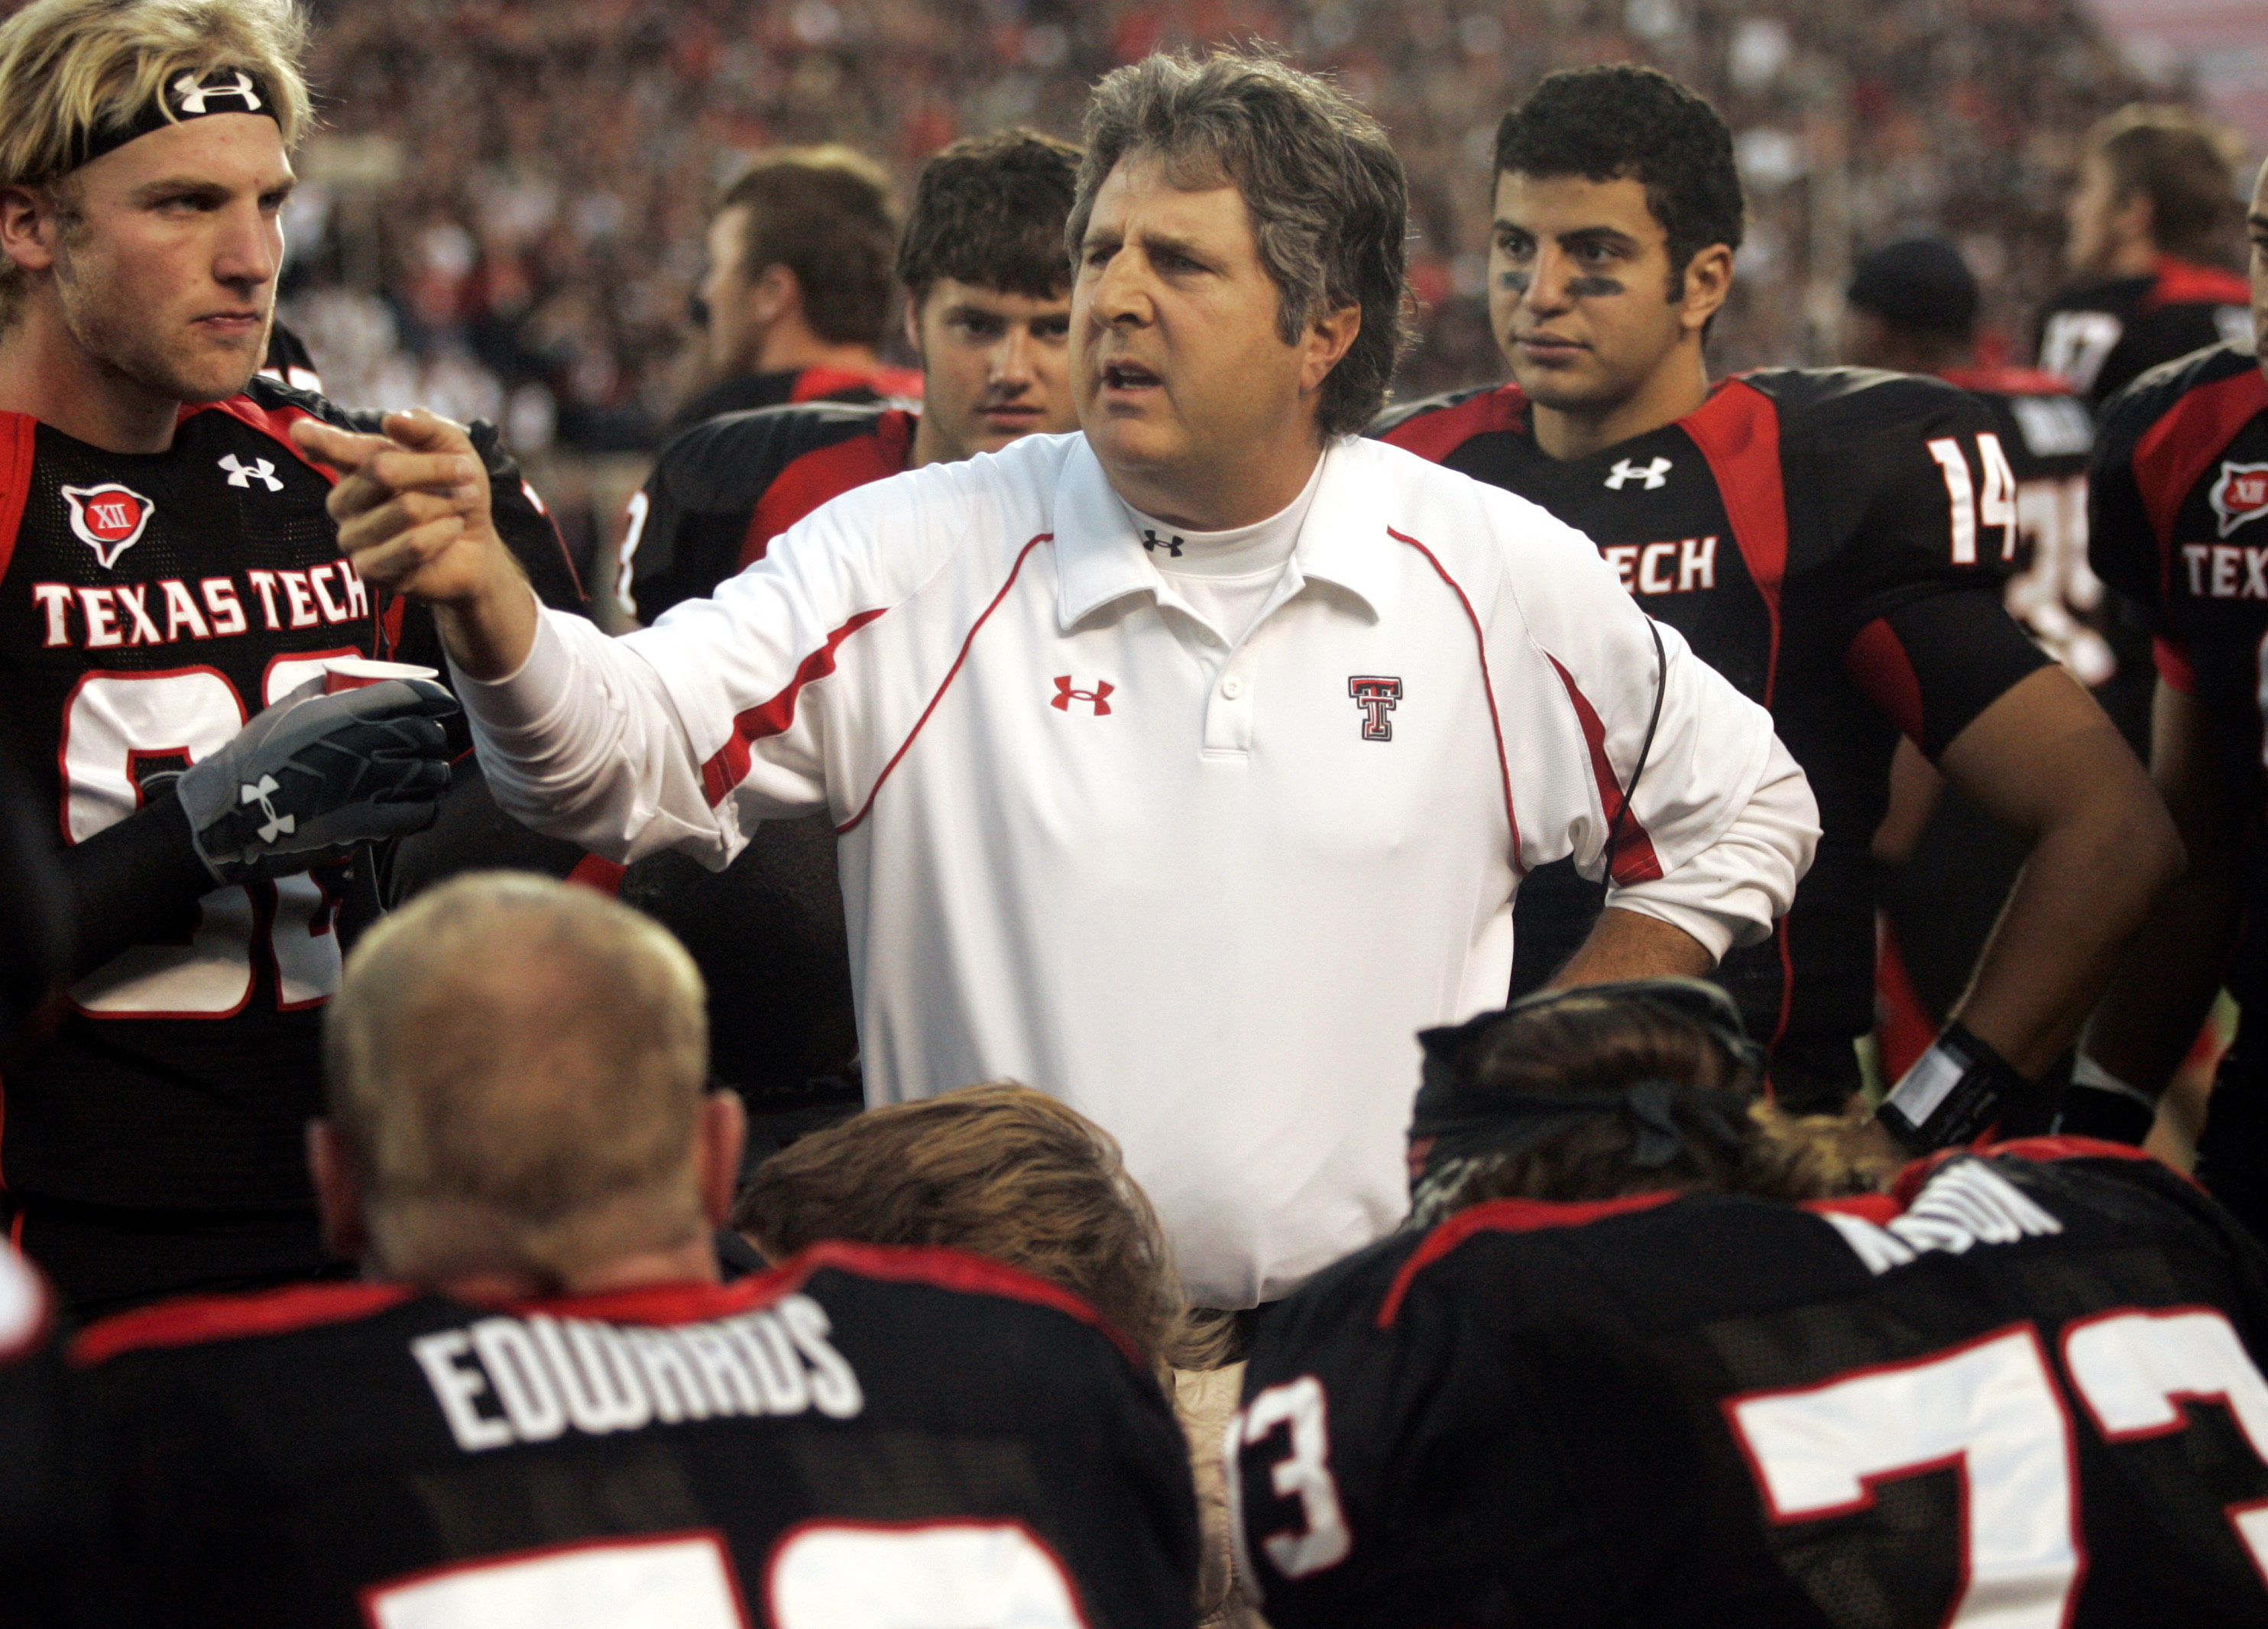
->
172, 677, 458, 884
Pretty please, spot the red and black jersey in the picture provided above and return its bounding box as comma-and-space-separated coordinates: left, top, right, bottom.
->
2091, 342, 2268, 1020
1376, 371, 2050, 1106
1235, 1142, 2268, 1629
618, 401, 917, 625
2039, 256, 2253, 411
63, 1242, 1198, 1629
0, 374, 582, 1213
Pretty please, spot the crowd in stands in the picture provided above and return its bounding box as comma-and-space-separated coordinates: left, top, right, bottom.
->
280, 0, 2170, 449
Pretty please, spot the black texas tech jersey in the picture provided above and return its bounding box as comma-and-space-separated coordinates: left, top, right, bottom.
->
64, 1242, 1199, 1629
2040, 257, 2253, 412
0, 376, 581, 1213
1233, 1143, 2268, 1629
1378, 371, 2049, 1102
617, 402, 917, 625
2091, 342, 2268, 1020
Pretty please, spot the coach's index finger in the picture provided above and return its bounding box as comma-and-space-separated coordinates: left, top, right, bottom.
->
291, 411, 485, 520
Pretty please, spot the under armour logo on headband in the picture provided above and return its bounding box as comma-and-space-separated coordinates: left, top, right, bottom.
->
68, 65, 281, 172
170, 70, 263, 116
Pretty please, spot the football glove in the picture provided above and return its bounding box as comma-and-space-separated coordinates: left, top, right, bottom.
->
173, 676, 458, 885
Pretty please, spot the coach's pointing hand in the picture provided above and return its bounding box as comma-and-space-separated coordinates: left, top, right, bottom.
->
291, 410, 537, 680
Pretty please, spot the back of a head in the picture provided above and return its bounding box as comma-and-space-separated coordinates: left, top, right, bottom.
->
718, 144, 898, 348
737, 1083, 1188, 1368
1846, 236, 1980, 345
2088, 104, 2245, 264
897, 128, 1081, 306
0, 0, 313, 327
1408, 980, 1890, 1226
323, 872, 711, 1289
1068, 47, 1409, 438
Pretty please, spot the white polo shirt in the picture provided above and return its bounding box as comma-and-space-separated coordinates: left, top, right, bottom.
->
464, 432, 1816, 1306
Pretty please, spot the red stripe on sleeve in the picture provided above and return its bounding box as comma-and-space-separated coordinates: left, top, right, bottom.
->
1680, 380, 1788, 705
1376, 1191, 1680, 1326
0, 413, 37, 587
71, 1281, 413, 1367
2130, 367, 2268, 604
1544, 653, 1664, 885
742, 410, 917, 569
2153, 634, 2196, 694
700, 607, 889, 807
1843, 617, 1926, 744
1377, 386, 1530, 464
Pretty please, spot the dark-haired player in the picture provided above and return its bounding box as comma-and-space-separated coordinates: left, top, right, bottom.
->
63, 874, 1199, 1627
620, 128, 1082, 625
0, 0, 582, 1316
672, 144, 922, 434
2040, 105, 2251, 413
612, 129, 1083, 1135
1233, 980, 2268, 1628
2078, 157, 2268, 1227
1377, 66, 2177, 1145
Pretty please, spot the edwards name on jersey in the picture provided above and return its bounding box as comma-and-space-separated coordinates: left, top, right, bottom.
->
1377, 370, 2050, 1105
0, 375, 580, 1214
618, 400, 917, 625
64, 1242, 1198, 1629
1235, 1142, 2268, 1629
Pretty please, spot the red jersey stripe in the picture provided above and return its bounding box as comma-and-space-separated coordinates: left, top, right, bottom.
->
743, 409, 917, 569
71, 1281, 413, 1367
1378, 386, 1528, 465
1544, 653, 1665, 884
700, 607, 889, 807
2130, 366, 2268, 607
0, 413, 37, 588
1377, 1191, 1682, 1326
1681, 380, 1790, 707
1842, 617, 1926, 744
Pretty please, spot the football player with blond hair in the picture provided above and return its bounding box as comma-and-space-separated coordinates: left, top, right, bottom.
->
0, 0, 579, 1316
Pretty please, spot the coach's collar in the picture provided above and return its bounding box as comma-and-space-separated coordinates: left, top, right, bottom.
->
1053, 436, 1398, 629
67, 66, 280, 172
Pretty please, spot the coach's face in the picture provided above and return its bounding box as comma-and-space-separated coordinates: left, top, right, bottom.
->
1489, 170, 1725, 425
1073, 152, 1356, 528
25, 113, 288, 406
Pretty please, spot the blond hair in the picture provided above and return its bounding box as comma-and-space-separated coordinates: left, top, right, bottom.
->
737, 1083, 1204, 1370
323, 873, 711, 1290
0, 0, 313, 325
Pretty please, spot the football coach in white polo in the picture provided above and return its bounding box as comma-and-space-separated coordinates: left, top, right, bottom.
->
296, 50, 1818, 1310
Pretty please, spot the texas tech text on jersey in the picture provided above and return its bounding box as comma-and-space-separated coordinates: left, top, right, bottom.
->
0, 375, 580, 1215
63, 1242, 1199, 1629
1377, 369, 2049, 1107
1234, 1142, 2268, 1629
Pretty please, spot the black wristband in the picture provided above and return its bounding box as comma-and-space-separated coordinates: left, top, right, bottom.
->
1878, 1022, 2029, 1154
59, 792, 211, 981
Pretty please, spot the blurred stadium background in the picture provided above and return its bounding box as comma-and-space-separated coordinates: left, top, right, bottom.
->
246, 0, 2268, 591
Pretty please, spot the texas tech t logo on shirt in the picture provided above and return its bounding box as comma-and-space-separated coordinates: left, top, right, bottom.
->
2211, 461, 2268, 539
62, 483, 154, 569
1349, 675, 1401, 740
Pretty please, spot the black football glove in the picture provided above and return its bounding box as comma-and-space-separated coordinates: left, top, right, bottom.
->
172, 677, 458, 885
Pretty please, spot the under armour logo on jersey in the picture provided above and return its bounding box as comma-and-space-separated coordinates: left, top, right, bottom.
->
1051, 676, 1114, 715
171, 70, 262, 115
219, 453, 282, 491
2211, 461, 2268, 538
1140, 528, 1184, 558
241, 774, 293, 845
60, 482, 154, 569
1349, 675, 1401, 741
1604, 456, 1672, 491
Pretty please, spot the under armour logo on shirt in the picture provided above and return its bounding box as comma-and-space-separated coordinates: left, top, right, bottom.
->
219, 453, 283, 491
241, 774, 293, 844
1604, 456, 1672, 491
172, 70, 263, 115
1140, 529, 1184, 558
1051, 676, 1114, 715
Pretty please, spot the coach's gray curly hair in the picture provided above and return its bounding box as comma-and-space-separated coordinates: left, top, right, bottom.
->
1067, 48, 1411, 439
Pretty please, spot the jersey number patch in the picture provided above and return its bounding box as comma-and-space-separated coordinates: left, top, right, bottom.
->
1927, 433, 2019, 565
59, 657, 352, 1018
